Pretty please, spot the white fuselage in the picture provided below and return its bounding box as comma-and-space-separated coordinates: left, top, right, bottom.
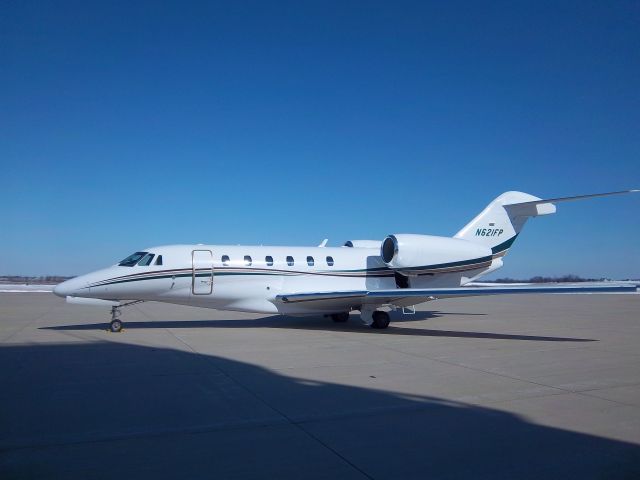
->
52, 189, 639, 324
54, 243, 499, 315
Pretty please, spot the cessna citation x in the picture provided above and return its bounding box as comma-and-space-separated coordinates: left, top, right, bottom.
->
54, 190, 638, 332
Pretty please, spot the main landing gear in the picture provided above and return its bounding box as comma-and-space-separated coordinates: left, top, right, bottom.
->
329, 309, 391, 329
330, 312, 350, 323
371, 311, 390, 329
357, 307, 391, 329
109, 300, 144, 333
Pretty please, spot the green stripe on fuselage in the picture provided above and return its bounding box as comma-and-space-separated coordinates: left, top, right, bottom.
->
491, 234, 518, 254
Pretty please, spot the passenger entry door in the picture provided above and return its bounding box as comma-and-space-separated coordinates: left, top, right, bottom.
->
192, 250, 213, 295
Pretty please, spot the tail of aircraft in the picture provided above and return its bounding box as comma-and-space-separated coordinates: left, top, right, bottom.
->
455, 190, 638, 258
454, 191, 548, 257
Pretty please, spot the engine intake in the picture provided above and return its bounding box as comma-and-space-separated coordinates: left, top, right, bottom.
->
381, 236, 398, 263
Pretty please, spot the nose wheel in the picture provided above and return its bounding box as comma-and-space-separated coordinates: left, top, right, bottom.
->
108, 300, 144, 333
110, 319, 123, 333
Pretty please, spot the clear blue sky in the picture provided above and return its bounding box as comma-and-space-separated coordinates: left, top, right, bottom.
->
1, 1, 639, 278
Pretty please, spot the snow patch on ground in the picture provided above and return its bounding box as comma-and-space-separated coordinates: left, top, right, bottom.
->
0, 284, 55, 293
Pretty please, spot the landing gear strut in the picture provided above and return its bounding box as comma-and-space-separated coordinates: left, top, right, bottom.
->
109, 300, 144, 333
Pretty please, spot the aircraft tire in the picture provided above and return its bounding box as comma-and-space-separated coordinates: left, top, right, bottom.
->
371, 311, 390, 329
110, 319, 123, 333
331, 312, 349, 323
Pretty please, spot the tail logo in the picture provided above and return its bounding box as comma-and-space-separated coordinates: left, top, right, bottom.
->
476, 228, 504, 237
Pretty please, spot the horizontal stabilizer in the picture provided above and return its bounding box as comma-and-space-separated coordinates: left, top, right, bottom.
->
504, 189, 639, 217
504, 189, 639, 208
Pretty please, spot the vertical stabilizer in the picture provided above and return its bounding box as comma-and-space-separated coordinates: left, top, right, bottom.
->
454, 191, 555, 257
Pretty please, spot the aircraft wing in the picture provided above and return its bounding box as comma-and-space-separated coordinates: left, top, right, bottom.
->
276, 284, 637, 309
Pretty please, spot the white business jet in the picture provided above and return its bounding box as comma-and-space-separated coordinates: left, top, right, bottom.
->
54, 190, 638, 332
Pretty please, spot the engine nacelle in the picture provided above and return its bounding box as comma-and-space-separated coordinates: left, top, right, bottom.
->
343, 240, 381, 248
380, 234, 492, 273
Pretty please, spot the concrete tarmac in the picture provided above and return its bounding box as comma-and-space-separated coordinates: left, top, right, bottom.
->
1, 292, 639, 479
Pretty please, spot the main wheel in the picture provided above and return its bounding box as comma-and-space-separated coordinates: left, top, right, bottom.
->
331, 312, 349, 323
371, 311, 390, 329
110, 319, 123, 333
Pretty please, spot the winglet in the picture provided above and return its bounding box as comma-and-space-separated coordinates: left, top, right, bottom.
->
318, 239, 328, 247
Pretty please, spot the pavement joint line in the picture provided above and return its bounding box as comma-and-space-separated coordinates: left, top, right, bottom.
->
165, 330, 374, 480
284, 421, 374, 480
427, 359, 640, 410
194, 317, 640, 413
575, 381, 640, 393
0, 417, 291, 453
420, 355, 640, 410
455, 389, 573, 406
0, 304, 59, 343
0, 399, 470, 457
572, 389, 640, 410
339, 330, 640, 410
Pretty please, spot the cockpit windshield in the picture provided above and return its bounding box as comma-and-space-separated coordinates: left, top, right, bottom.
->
118, 252, 148, 267
137, 253, 155, 266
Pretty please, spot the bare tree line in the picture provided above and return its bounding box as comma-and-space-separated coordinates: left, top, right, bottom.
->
490, 275, 620, 283
0, 276, 74, 285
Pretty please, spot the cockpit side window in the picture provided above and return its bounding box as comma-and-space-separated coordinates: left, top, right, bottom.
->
138, 253, 155, 266
155, 255, 163, 266
119, 252, 148, 267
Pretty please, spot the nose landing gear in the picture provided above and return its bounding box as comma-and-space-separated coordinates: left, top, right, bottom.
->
109, 300, 144, 333
109, 317, 123, 333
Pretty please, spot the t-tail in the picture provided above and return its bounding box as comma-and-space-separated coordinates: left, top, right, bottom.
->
454, 189, 639, 267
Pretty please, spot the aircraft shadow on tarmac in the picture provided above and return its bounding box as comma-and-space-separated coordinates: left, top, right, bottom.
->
0, 340, 637, 479
41, 311, 597, 342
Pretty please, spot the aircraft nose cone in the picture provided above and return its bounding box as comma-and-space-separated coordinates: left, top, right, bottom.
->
53, 278, 81, 298
53, 281, 70, 298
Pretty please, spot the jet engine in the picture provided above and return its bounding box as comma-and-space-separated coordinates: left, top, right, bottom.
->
343, 240, 381, 248
380, 234, 492, 273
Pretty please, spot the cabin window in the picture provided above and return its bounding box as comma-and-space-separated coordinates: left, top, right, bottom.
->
118, 252, 148, 267
221, 255, 230, 266
265, 256, 273, 266
326, 256, 334, 266
155, 255, 163, 266
307, 256, 314, 266
138, 253, 155, 266
286, 256, 294, 266
244, 255, 252, 266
